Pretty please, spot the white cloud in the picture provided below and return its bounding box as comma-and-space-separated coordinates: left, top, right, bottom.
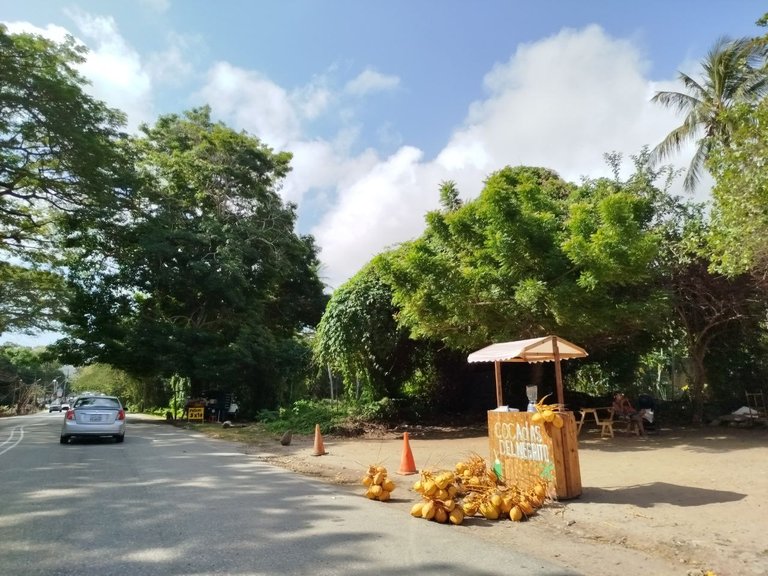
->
290, 74, 334, 120
311, 25, 693, 289
65, 11, 154, 129
344, 68, 400, 96
439, 25, 667, 184
311, 146, 432, 285
281, 139, 379, 206
146, 32, 198, 87
200, 62, 301, 149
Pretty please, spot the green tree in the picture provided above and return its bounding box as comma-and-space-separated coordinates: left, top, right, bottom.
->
55, 108, 325, 411
69, 363, 146, 405
0, 25, 130, 333
0, 263, 63, 334
313, 258, 418, 400
0, 343, 63, 410
648, 186, 766, 423
385, 166, 573, 350
708, 100, 768, 278
385, 164, 667, 353
651, 36, 768, 191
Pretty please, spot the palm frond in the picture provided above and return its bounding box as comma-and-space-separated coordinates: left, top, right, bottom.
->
681, 138, 712, 193
651, 90, 701, 114
651, 123, 700, 164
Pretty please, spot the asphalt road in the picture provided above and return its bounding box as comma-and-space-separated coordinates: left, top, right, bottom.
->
0, 412, 580, 576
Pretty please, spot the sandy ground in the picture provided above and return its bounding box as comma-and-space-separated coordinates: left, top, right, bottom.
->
236, 421, 768, 576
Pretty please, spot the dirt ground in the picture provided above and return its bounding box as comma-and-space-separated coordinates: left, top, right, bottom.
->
233, 420, 768, 576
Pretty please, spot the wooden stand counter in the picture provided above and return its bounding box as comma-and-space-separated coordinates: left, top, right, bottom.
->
488, 410, 582, 499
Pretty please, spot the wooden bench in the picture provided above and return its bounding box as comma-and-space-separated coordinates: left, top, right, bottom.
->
577, 407, 615, 438
614, 414, 643, 436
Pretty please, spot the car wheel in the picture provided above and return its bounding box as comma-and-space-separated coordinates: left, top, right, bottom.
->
59, 435, 69, 444
115, 434, 124, 443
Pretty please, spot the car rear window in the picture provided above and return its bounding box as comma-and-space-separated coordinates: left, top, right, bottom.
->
74, 397, 121, 409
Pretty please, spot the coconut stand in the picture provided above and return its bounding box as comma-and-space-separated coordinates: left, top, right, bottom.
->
467, 335, 587, 499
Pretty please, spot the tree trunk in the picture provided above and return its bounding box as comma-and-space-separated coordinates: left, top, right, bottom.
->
689, 345, 708, 424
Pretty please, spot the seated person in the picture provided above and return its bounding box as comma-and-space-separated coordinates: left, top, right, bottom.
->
612, 392, 647, 436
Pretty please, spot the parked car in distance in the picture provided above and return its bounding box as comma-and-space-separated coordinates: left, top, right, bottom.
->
60, 395, 126, 444
60, 401, 71, 412
49, 401, 62, 413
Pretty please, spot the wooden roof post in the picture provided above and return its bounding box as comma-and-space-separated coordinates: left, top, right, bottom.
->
494, 360, 503, 407
552, 336, 565, 406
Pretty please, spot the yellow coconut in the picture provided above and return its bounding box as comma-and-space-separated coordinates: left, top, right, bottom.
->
436, 472, 453, 490
518, 499, 534, 516
462, 501, 479, 516
509, 506, 523, 522
480, 502, 500, 520
435, 488, 449, 501
449, 507, 465, 525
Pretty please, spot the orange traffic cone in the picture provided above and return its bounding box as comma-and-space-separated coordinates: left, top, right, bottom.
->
397, 431, 417, 475
311, 424, 327, 456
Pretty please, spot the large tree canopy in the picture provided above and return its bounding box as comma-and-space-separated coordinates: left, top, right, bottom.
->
0, 25, 130, 333
55, 108, 326, 409
383, 164, 667, 352
384, 167, 572, 349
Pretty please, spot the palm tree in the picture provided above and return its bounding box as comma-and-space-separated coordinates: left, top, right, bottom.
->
651, 37, 768, 192
438, 180, 463, 212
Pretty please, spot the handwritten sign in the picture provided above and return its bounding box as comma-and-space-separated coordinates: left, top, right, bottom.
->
492, 419, 550, 462
187, 407, 204, 422
488, 410, 581, 499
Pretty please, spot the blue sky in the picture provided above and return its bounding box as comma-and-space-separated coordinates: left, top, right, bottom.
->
1, 0, 765, 346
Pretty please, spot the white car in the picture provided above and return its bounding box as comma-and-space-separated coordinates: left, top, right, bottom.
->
60, 395, 126, 444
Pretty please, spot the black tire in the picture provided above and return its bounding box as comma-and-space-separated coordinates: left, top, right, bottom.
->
59, 435, 69, 444
115, 434, 124, 443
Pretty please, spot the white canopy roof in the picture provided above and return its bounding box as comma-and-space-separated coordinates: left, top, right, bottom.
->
467, 336, 587, 364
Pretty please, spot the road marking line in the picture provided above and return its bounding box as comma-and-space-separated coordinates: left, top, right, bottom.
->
0, 426, 24, 456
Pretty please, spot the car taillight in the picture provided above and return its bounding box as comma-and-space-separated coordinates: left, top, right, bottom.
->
65, 409, 75, 420
117, 409, 125, 421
